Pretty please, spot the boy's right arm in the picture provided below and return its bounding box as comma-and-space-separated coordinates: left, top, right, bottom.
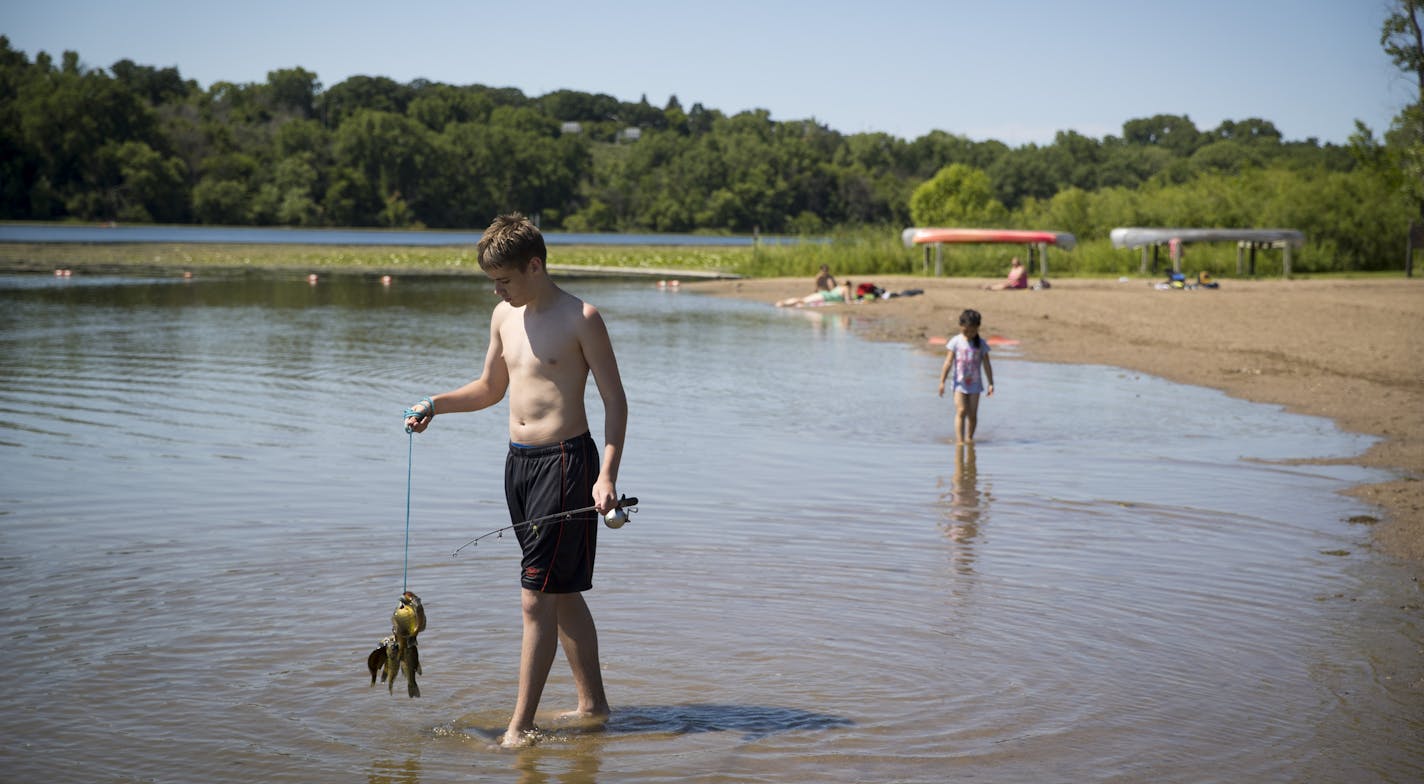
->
406, 307, 511, 432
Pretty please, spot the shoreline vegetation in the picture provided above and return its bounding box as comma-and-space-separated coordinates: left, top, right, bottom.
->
0, 241, 750, 278
4, 242, 1421, 563
1, 233, 1413, 280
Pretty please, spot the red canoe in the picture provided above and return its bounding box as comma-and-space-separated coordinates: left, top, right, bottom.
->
901, 227, 1076, 250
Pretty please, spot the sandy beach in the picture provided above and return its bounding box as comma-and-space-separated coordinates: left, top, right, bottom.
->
689, 276, 1424, 561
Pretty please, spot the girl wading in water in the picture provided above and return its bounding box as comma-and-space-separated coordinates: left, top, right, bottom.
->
937, 309, 994, 444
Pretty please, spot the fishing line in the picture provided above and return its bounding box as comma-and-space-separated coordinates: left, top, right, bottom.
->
451, 495, 639, 557
402, 428, 412, 592
400, 397, 433, 592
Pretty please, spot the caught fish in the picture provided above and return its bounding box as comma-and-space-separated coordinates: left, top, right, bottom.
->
366, 638, 390, 686
380, 634, 400, 689
366, 590, 426, 698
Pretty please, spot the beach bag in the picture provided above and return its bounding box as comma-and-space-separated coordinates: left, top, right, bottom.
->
855, 282, 885, 300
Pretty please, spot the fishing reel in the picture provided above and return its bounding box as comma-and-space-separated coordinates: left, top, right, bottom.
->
603, 495, 638, 529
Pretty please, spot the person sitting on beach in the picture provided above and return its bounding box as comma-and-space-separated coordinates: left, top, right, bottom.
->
814, 264, 837, 292
776, 281, 854, 308
985, 257, 1028, 290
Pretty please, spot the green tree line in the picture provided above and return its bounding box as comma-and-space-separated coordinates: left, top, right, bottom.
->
0, 33, 1417, 271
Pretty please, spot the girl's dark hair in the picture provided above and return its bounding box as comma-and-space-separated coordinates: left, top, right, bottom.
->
959, 309, 984, 350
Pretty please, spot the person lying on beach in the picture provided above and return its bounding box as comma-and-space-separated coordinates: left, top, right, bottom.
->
985, 257, 1028, 290
777, 281, 854, 307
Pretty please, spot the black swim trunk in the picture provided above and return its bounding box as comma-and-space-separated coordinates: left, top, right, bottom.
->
504, 432, 599, 593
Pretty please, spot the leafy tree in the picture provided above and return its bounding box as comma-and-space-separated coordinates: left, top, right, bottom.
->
322, 171, 379, 227
1189, 140, 1264, 176
266, 67, 320, 119
333, 109, 439, 226
192, 176, 248, 224
685, 102, 719, 135
835, 132, 904, 173
537, 89, 621, 122
1095, 143, 1173, 188
1383, 1, 1424, 98
111, 140, 188, 221
659, 95, 689, 135
319, 75, 414, 127
1379, 0, 1424, 222
1019, 186, 1093, 238
988, 145, 1068, 209
1122, 114, 1203, 156
1052, 130, 1104, 190
259, 154, 322, 225
909, 163, 1008, 227
0, 37, 32, 215
905, 130, 1006, 178
205, 80, 274, 126
13, 48, 163, 219
562, 196, 617, 232
408, 84, 494, 131
620, 94, 668, 130
110, 59, 191, 105
1210, 118, 1282, 145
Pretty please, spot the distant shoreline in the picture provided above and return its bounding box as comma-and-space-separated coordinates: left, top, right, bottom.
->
0, 241, 744, 279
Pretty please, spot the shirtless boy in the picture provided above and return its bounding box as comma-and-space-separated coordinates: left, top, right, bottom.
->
404, 213, 628, 748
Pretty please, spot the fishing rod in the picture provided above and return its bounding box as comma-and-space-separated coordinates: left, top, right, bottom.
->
451, 495, 639, 557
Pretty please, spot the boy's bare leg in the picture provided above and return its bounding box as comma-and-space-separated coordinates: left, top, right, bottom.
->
554, 592, 609, 722
503, 588, 560, 747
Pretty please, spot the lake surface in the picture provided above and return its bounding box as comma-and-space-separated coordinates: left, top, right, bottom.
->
1, 271, 1421, 783
0, 223, 797, 246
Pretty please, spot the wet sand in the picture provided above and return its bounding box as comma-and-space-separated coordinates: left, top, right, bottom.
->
689, 276, 1424, 561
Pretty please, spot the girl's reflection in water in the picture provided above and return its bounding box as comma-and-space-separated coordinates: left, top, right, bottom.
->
938, 443, 985, 574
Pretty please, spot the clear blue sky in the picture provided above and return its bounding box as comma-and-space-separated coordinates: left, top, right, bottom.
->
5, 0, 1408, 146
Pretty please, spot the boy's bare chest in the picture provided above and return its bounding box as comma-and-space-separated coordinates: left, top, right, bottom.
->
500, 320, 583, 376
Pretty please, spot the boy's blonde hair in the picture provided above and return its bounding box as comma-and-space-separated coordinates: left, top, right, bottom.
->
477, 213, 547, 272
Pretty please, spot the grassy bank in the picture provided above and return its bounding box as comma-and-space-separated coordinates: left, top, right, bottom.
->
1, 232, 1405, 280
0, 242, 753, 276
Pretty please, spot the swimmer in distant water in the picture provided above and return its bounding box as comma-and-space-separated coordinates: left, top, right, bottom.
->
937, 309, 994, 444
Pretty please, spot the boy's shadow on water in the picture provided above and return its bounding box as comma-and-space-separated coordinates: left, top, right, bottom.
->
605, 704, 854, 741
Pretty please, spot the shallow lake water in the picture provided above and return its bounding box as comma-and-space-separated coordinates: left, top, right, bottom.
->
1, 272, 1421, 783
